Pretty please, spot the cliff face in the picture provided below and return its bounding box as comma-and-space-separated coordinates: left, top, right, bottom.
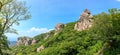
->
74, 9, 93, 31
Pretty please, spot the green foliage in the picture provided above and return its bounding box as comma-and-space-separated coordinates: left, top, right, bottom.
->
11, 8, 120, 55
0, 18, 9, 54
34, 33, 47, 42
0, 0, 31, 54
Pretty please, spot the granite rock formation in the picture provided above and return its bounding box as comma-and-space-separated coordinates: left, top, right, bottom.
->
16, 36, 32, 46
31, 39, 37, 45
74, 9, 93, 31
16, 37, 23, 46
54, 23, 64, 35
25, 38, 31, 46
37, 45, 45, 52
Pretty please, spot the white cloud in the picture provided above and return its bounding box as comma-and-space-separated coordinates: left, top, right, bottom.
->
27, 27, 52, 33
6, 27, 53, 41
116, 0, 120, 2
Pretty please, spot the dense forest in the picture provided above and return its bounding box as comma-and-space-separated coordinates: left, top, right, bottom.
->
8, 8, 120, 55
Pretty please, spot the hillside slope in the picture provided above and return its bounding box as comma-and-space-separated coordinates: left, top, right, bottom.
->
10, 9, 120, 55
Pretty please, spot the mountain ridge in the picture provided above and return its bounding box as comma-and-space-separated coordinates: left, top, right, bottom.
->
9, 8, 120, 55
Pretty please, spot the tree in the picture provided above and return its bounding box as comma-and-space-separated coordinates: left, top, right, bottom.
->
0, 1, 2, 11
86, 8, 120, 55
0, 0, 13, 11
0, 0, 31, 54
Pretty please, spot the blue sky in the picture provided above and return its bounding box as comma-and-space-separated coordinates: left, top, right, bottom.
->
6, 0, 120, 41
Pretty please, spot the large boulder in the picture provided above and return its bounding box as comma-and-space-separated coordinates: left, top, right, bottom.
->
74, 9, 93, 31
54, 23, 64, 35
31, 39, 37, 45
37, 45, 45, 52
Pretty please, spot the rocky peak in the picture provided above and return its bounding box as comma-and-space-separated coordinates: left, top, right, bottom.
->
74, 9, 93, 31
54, 23, 64, 35
16, 36, 32, 46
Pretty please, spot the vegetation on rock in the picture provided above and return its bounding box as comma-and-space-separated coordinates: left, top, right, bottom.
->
9, 8, 120, 55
